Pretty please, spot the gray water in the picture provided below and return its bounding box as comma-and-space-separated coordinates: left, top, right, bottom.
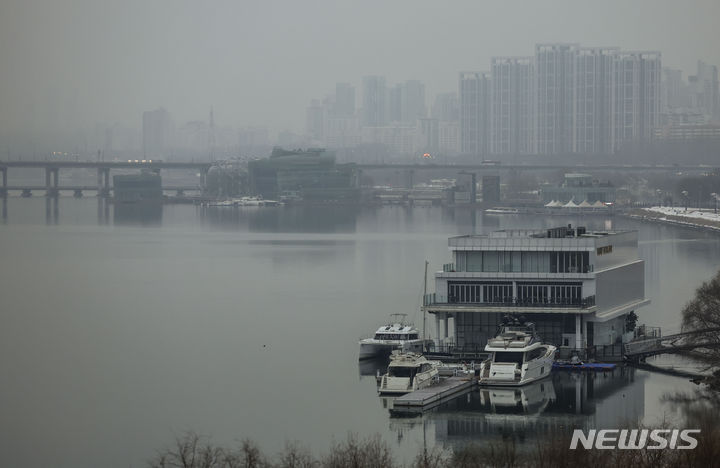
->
0, 198, 717, 467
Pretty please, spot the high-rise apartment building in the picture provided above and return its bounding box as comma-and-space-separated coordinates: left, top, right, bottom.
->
432, 92, 459, 122
388, 84, 402, 123
459, 71, 491, 156
142, 108, 173, 159
361, 76, 387, 127
573, 48, 617, 154
334, 83, 356, 117
401, 80, 426, 124
691, 61, 719, 121
306, 99, 325, 141
535, 44, 578, 154
612, 51, 661, 148
490, 57, 535, 155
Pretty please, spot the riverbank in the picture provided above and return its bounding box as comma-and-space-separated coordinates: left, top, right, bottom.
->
623, 207, 720, 234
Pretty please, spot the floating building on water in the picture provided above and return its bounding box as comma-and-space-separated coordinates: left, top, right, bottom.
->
248, 147, 360, 202
113, 170, 163, 203
541, 173, 615, 205
423, 225, 648, 360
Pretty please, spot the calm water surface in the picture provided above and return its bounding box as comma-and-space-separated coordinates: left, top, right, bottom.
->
0, 198, 718, 467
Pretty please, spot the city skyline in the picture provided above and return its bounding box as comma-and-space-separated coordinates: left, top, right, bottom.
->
1, 0, 720, 156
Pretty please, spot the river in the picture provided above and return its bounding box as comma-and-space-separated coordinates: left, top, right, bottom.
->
0, 198, 717, 466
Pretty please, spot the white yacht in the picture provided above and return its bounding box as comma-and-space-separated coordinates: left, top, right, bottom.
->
378, 352, 440, 395
234, 196, 282, 206
358, 314, 430, 360
478, 319, 556, 386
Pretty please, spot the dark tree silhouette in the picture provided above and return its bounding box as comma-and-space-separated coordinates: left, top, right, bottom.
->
682, 269, 720, 389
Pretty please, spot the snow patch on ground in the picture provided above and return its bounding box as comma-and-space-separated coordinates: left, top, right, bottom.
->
645, 206, 720, 223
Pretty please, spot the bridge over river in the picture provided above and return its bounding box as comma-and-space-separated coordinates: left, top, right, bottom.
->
0, 160, 211, 197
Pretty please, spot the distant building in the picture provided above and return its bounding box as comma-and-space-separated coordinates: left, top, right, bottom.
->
325, 116, 361, 149
490, 57, 535, 155
113, 170, 162, 203
459, 71, 491, 157
360, 124, 417, 155
662, 68, 689, 110
612, 51, 662, 148
535, 44, 578, 154
334, 83, 356, 117
541, 173, 615, 204
142, 108, 173, 159
573, 48, 618, 154
401, 80, 426, 123
238, 127, 269, 149
417, 118, 439, 155
424, 226, 648, 356
306, 99, 325, 141
431, 92, 459, 122
689, 60, 719, 121
438, 121, 460, 155
247, 147, 359, 201
388, 83, 402, 123
361, 76, 387, 127
653, 123, 720, 141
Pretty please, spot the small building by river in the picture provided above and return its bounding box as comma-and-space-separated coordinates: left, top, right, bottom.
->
423, 225, 649, 360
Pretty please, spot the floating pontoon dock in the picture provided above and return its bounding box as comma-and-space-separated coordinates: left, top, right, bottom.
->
391, 376, 477, 414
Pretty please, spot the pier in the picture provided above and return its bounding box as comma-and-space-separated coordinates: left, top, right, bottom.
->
623, 327, 720, 361
391, 377, 477, 414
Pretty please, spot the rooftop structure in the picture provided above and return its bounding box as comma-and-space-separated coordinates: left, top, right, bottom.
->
247, 147, 359, 201
423, 225, 648, 360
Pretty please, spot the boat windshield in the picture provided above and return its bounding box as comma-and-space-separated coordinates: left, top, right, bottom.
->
374, 333, 412, 340
388, 367, 417, 378
493, 351, 524, 365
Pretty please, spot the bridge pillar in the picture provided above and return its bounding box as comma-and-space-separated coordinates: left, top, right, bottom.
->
0, 167, 6, 198
199, 168, 208, 194
403, 169, 415, 189
97, 168, 111, 197
45, 167, 59, 197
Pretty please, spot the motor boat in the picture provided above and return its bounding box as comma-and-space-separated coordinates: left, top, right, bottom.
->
478, 318, 556, 386
235, 196, 282, 206
359, 314, 431, 360
378, 351, 440, 395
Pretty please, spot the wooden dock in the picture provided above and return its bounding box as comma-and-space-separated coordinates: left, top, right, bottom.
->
391, 376, 476, 414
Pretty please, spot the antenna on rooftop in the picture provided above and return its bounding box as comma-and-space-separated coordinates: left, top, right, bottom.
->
208, 106, 216, 162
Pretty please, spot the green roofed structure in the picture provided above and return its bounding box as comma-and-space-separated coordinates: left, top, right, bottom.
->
248, 147, 360, 201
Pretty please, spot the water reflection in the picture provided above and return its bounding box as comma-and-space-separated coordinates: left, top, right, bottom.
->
113, 201, 163, 226
360, 365, 647, 450
45, 197, 59, 224
198, 205, 360, 232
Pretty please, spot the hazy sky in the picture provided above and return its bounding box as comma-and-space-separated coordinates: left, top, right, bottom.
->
1, 0, 719, 145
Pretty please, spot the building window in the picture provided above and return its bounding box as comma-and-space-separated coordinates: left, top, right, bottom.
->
483, 251, 499, 272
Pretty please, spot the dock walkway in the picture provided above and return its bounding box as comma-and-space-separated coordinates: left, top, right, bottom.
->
391, 376, 476, 414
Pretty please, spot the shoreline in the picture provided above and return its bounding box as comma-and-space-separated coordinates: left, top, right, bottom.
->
621, 207, 720, 235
